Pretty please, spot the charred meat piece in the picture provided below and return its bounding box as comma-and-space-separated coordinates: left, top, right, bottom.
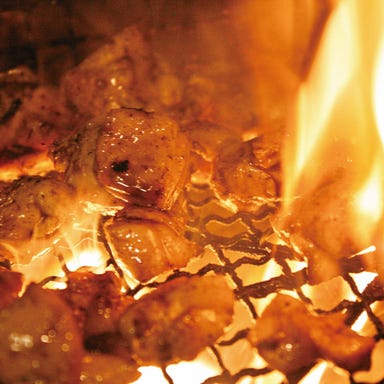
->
0, 284, 83, 384
80, 353, 140, 384
212, 138, 277, 212
96, 108, 189, 210
249, 294, 375, 374
104, 207, 200, 283
59, 270, 132, 338
119, 274, 234, 366
0, 266, 23, 309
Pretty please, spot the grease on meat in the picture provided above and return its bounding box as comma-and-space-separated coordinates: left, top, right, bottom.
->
96, 108, 189, 209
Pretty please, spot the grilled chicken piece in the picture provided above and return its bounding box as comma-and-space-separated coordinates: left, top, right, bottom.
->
0, 284, 83, 384
0, 266, 23, 309
249, 294, 375, 374
80, 353, 140, 384
0, 174, 75, 242
274, 168, 373, 283
59, 270, 132, 338
0, 175, 77, 266
61, 27, 154, 119
2, 85, 71, 151
96, 108, 189, 210
212, 138, 277, 212
104, 207, 200, 283
119, 274, 234, 366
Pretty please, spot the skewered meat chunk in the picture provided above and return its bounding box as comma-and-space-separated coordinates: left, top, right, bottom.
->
0, 266, 23, 309
249, 294, 375, 374
212, 138, 277, 212
104, 207, 200, 283
96, 108, 189, 209
80, 353, 140, 384
0, 283, 83, 384
0, 174, 75, 242
119, 274, 234, 366
59, 270, 133, 338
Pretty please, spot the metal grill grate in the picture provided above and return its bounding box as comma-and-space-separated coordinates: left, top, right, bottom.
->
115, 181, 384, 384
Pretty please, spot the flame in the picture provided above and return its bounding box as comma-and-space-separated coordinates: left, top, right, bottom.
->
281, 0, 384, 257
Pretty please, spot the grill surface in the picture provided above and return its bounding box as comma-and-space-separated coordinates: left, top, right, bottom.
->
2, 1, 383, 383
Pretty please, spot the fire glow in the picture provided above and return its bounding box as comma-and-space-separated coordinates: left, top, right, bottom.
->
280, 0, 384, 270
2, 1, 384, 383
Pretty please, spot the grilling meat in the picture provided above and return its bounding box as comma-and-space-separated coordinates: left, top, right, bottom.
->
212, 138, 277, 212
0, 284, 83, 384
104, 207, 200, 282
119, 274, 235, 366
0, 174, 75, 242
61, 27, 154, 119
59, 270, 133, 338
249, 294, 375, 374
96, 108, 190, 209
275, 168, 373, 283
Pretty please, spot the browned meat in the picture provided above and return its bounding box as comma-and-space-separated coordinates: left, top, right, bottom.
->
119, 274, 234, 366
0, 174, 75, 242
248, 294, 375, 374
96, 108, 190, 210
274, 168, 372, 283
2, 85, 72, 151
104, 207, 200, 283
0, 266, 23, 309
59, 270, 132, 338
0, 283, 83, 384
61, 27, 154, 119
212, 139, 277, 212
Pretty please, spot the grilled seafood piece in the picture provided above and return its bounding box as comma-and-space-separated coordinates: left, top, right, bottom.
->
96, 108, 189, 210
249, 294, 375, 374
119, 274, 234, 366
0, 284, 83, 384
104, 207, 200, 283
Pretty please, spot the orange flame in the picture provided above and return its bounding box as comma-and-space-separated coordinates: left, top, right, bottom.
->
281, 0, 384, 258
